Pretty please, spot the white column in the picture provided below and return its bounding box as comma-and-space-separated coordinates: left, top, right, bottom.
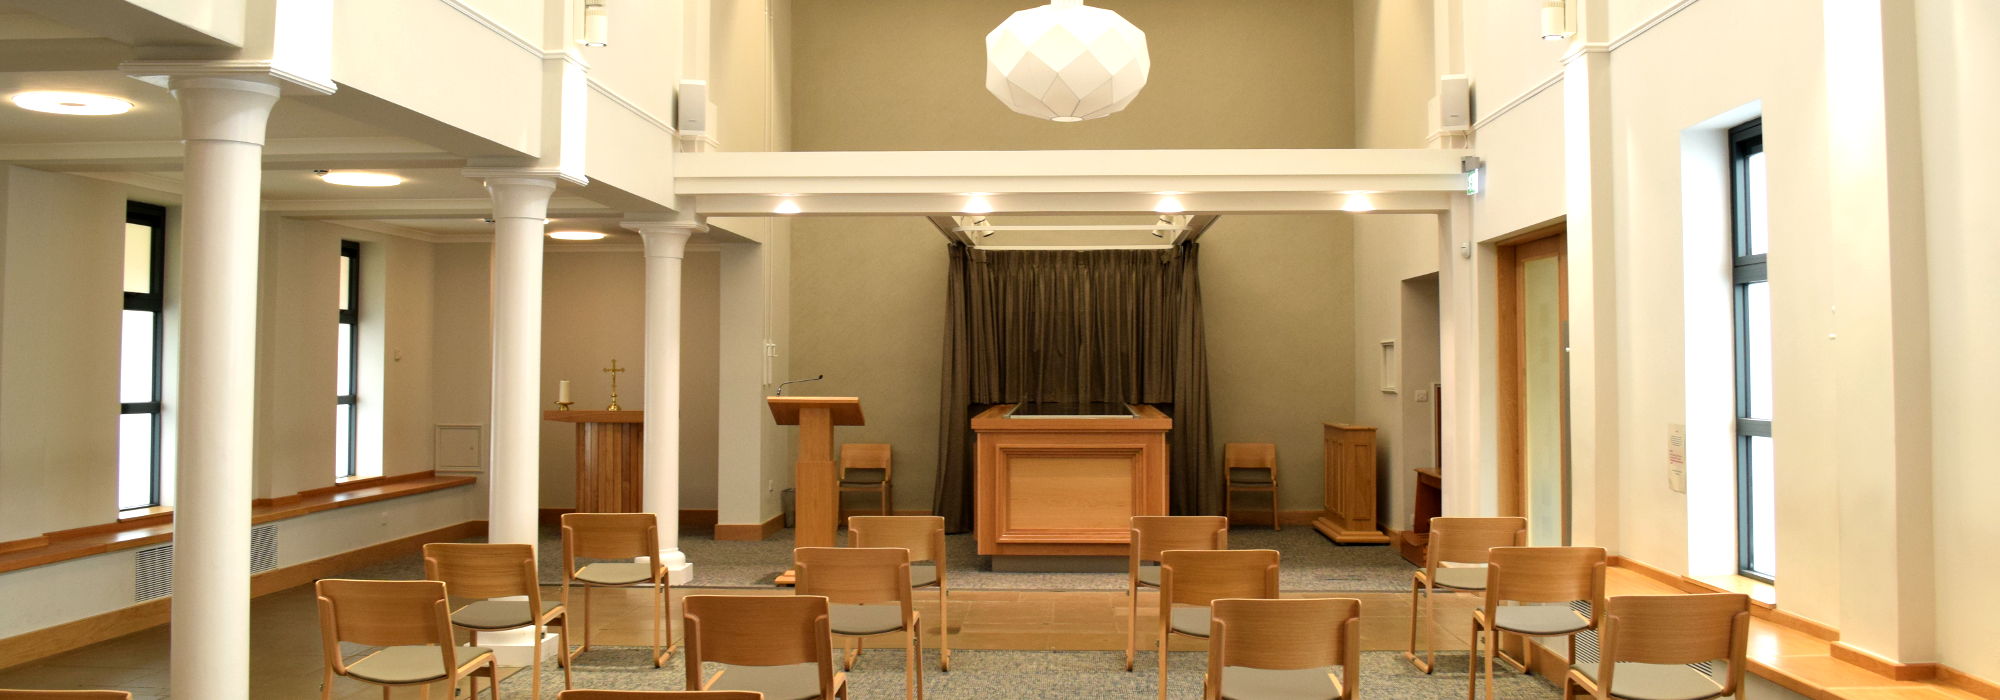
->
469, 170, 559, 548
627, 219, 704, 584
166, 75, 279, 700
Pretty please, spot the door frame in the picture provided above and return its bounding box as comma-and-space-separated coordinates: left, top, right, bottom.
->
1495, 223, 1570, 543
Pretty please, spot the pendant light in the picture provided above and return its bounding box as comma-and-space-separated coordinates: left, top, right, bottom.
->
984, 0, 1150, 122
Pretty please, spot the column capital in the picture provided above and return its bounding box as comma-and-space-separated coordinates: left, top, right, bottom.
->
466, 169, 561, 221
155, 75, 281, 146
624, 218, 707, 259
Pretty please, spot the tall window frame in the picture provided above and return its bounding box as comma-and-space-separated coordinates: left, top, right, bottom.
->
1729, 119, 1775, 582
336, 241, 361, 479
120, 202, 168, 512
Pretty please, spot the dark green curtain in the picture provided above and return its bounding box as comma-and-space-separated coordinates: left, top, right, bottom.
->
932, 244, 1215, 531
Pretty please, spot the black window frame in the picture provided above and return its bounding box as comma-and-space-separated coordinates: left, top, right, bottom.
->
1729, 119, 1774, 582
121, 202, 168, 511
337, 240, 360, 479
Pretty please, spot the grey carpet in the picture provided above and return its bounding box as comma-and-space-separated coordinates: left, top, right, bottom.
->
344, 524, 1416, 592
494, 648, 1557, 698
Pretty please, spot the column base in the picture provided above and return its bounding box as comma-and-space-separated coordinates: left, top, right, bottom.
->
468, 614, 564, 667
637, 554, 694, 586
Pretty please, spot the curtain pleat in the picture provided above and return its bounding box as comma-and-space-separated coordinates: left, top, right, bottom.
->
931, 244, 1216, 530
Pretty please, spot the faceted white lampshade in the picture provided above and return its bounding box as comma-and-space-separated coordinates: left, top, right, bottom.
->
984, 0, 1149, 122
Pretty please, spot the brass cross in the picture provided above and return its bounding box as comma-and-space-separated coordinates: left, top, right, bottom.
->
603, 359, 625, 411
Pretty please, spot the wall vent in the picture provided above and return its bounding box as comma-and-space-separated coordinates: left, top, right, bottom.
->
251, 524, 278, 573
135, 545, 173, 602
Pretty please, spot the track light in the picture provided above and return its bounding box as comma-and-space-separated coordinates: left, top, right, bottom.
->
1540, 0, 1573, 40
581, 0, 609, 47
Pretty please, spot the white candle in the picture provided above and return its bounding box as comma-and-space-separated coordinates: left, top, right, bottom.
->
558, 379, 572, 404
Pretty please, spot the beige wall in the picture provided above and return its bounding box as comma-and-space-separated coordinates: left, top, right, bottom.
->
791, 0, 1355, 151
787, 1, 1363, 514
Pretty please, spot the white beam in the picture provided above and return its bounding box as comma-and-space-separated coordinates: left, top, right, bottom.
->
677, 149, 1471, 195
699, 191, 1455, 216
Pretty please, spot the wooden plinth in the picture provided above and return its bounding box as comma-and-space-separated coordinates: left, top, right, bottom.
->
973, 404, 1171, 557
1316, 423, 1390, 545
545, 410, 644, 513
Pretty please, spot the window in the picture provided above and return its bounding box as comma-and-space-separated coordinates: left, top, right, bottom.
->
336, 241, 360, 479
119, 203, 167, 512
1729, 119, 1775, 581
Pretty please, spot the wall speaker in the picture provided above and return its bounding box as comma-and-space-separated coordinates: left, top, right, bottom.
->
1435, 74, 1471, 134
677, 80, 708, 133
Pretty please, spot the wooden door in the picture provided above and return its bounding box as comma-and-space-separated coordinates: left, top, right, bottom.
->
1497, 230, 1569, 546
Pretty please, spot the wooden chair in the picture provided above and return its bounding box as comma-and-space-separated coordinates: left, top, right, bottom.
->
683, 594, 848, 700
1469, 546, 1607, 700
561, 512, 673, 667
424, 542, 571, 699
1222, 443, 1279, 530
848, 515, 952, 671
1405, 516, 1527, 673
1562, 594, 1750, 700
0, 692, 133, 699
559, 692, 764, 700
1126, 515, 1230, 671
314, 579, 500, 700
1157, 549, 1281, 700
1204, 597, 1361, 700
795, 547, 925, 699
837, 443, 893, 517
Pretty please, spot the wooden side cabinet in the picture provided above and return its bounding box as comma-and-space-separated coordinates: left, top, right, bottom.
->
1312, 423, 1391, 544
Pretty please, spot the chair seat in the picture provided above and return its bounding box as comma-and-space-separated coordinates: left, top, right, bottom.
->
346, 645, 491, 685
713, 662, 827, 700
1430, 566, 1487, 591
1227, 469, 1275, 485
829, 603, 906, 635
911, 562, 939, 588
1137, 564, 1161, 587
839, 468, 887, 485
1169, 606, 1212, 637
452, 598, 562, 630
574, 562, 653, 585
1570, 662, 1726, 700
1491, 605, 1591, 635
1219, 666, 1342, 700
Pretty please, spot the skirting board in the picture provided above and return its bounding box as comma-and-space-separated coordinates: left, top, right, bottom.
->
0, 520, 487, 673
1831, 641, 1937, 682
714, 513, 785, 541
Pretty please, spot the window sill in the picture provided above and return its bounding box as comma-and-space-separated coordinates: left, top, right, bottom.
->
117, 505, 173, 522
1690, 572, 1778, 607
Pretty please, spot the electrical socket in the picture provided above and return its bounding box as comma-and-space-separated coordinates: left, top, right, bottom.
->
767, 480, 775, 493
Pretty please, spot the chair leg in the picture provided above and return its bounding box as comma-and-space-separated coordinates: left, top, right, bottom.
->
491, 658, 504, 700
907, 621, 923, 700
651, 583, 667, 667
420, 682, 432, 700
1270, 489, 1279, 530
530, 624, 543, 700
881, 483, 893, 517
556, 612, 573, 687
1125, 582, 1139, 672
469, 671, 480, 700
1158, 621, 1171, 700
581, 585, 593, 655
1404, 582, 1434, 673
939, 586, 952, 672
321, 668, 335, 700
1484, 626, 1498, 700
843, 634, 861, 670
1466, 619, 1480, 700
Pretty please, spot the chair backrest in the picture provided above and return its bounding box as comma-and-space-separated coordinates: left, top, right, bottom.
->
315, 579, 458, 677
1209, 597, 1361, 699
0, 692, 136, 700
683, 595, 835, 696
1159, 549, 1280, 607
562, 512, 659, 567
1223, 443, 1277, 474
558, 691, 765, 700
1428, 516, 1527, 568
1130, 515, 1229, 566
840, 443, 892, 478
794, 547, 912, 608
424, 542, 537, 601
1485, 546, 1607, 607
848, 515, 945, 564
1600, 594, 1750, 694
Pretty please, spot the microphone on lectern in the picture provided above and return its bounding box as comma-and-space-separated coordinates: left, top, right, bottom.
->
775, 375, 825, 396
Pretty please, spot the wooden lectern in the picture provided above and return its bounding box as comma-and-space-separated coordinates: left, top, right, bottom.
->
544, 410, 644, 512
768, 397, 865, 584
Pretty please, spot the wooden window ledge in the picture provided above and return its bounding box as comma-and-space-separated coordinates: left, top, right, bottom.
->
0, 471, 475, 575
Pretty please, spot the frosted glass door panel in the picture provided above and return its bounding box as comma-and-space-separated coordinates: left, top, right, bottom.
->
1522, 255, 1565, 546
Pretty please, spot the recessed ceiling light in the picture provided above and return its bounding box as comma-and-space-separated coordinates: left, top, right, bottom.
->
1154, 196, 1185, 214
962, 194, 994, 214
1337, 190, 1380, 195
318, 170, 404, 187
1341, 195, 1375, 213
774, 198, 803, 215
548, 231, 607, 241
11, 91, 133, 116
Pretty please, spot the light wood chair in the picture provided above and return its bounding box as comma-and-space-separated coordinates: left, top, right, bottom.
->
424, 542, 571, 699
1469, 546, 1607, 700
314, 578, 501, 700
837, 443, 893, 517
1222, 443, 1279, 530
683, 594, 848, 700
0, 692, 133, 699
1157, 549, 1281, 700
559, 691, 765, 700
561, 512, 673, 667
848, 515, 952, 671
1405, 516, 1528, 673
1204, 597, 1362, 700
1562, 593, 1750, 700
795, 547, 925, 699
1126, 515, 1230, 671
